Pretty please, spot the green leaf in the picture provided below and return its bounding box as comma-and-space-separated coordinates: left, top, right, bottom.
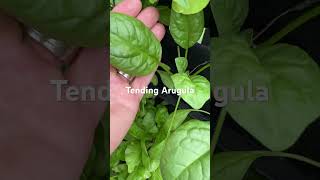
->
155, 105, 170, 128
149, 140, 166, 172
110, 12, 162, 76
158, 70, 175, 89
151, 75, 159, 86
125, 141, 142, 173
128, 122, 152, 140
213, 151, 265, 180
171, 73, 210, 109
161, 120, 210, 180
211, 0, 249, 35
164, 109, 192, 132
137, 110, 159, 134
141, 140, 152, 171
157, 6, 171, 26
127, 165, 152, 180
213, 35, 320, 151
175, 57, 188, 73
172, 0, 210, 15
111, 142, 127, 167
0, 0, 107, 47
169, 10, 204, 49
150, 168, 163, 180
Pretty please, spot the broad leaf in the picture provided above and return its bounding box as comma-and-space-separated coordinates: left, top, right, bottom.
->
172, 0, 210, 15
110, 12, 162, 76
213, 151, 265, 180
150, 168, 163, 180
169, 10, 204, 49
211, 0, 249, 35
161, 120, 210, 180
125, 141, 142, 173
213, 35, 320, 150
164, 109, 192, 132
0, 0, 107, 47
171, 73, 210, 109
175, 57, 188, 73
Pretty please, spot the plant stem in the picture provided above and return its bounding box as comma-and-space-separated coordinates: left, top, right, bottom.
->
211, 108, 227, 156
187, 109, 211, 115
192, 64, 210, 76
262, 5, 320, 46
185, 48, 189, 59
267, 152, 320, 168
159, 62, 173, 75
177, 46, 181, 57
167, 96, 182, 136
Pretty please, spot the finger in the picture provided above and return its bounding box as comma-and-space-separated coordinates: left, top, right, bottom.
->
151, 23, 166, 41
131, 72, 155, 100
136, 7, 159, 28
112, 0, 142, 17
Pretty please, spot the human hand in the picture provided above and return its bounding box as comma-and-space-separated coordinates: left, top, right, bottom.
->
0, 10, 106, 180
110, 0, 165, 153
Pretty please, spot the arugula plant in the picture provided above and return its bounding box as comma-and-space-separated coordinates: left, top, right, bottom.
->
211, 0, 320, 179
110, 0, 211, 179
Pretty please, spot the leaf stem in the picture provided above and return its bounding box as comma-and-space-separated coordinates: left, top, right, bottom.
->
185, 48, 189, 59
192, 64, 210, 76
167, 96, 182, 137
266, 151, 320, 168
211, 107, 227, 156
262, 5, 320, 46
177, 46, 181, 57
159, 62, 173, 75
186, 109, 210, 115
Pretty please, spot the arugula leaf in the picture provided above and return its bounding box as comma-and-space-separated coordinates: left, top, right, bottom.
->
172, 0, 210, 15
125, 141, 142, 173
158, 70, 175, 89
161, 120, 210, 180
211, 0, 249, 35
150, 168, 163, 180
110, 12, 162, 76
169, 10, 204, 49
175, 57, 188, 73
171, 73, 210, 109
213, 35, 320, 150
157, 6, 171, 26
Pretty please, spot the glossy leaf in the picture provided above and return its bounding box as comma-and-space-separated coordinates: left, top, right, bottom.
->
171, 73, 210, 109
111, 12, 162, 76
172, 0, 210, 15
169, 10, 204, 49
213, 35, 320, 150
0, 0, 107, 47
175, 57, 188, 73
161, 120, 210, 180
211, 0, 249, 35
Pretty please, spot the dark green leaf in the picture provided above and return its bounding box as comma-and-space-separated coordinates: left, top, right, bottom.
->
213, 151, 265, 180
211, 0, 249, 35
213, 35, 320, 150
157, 6, 171, 26
169, 10, 204, 49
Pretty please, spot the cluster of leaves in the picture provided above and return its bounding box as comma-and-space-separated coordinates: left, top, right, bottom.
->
110, 0, 211, 179
211, 0, 320, 179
